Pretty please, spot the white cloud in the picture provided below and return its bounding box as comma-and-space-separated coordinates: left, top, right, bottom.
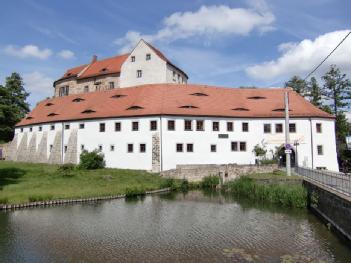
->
57, 49, 75, 59
4, 45, 52, 59
246, 30, 351, 81
114, 2, 275, 52
23, 71, 53, 99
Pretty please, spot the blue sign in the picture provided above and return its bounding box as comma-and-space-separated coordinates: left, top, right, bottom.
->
285, 143, 292, 150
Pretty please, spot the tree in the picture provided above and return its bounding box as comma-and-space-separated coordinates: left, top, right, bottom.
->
0, 73, 30, 142
322, 65, 351, 116
307, 77, 323, 107
285, 75, 307, 95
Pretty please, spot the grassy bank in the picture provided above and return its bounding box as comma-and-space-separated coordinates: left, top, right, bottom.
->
0, 161, 167, 204
222, 176, 307, 208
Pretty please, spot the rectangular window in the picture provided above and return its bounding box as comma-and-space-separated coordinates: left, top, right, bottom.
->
184, 120, 192, 131
186, 143, 194, 152
240, 142, 247, 152
81, 144, 85, 151
99, 123, 105, 132
316, 123, 322, 133
211, 144, 217, 152
242, 122, 249, 132
140, 143, 146, 153
132, 121, 139, 131
109, 82, 115, 89
196, 120, 204, 131
127, 144, 133, 153
275, 123, 283, 133
65, 124, 70, 130
289, 123, 296, 133
39, 126, 42, 131
137, 70, 142, 78
231, 142, 238, 152
168, 120, 175, 131
115, 122, 121, 131
150, 120, 157, 131
317, 145, 323, 155
50, 145, 53, 152
131, 56, 135, 62
29, 127, 33, 132
64, 145, 68, 153
20, 128, 23, 133
50, 125, 55, 130
264, 124, 271, 133
173, 71, 176, 81
98, 145, 103, 151
110, 145, 115, 152
84, 86, 89, 93
79, 123, 85, 129
227, 122, 233, 132
146, 54, 151, 60
176, 143, 183, 152
212, 121, 219, 131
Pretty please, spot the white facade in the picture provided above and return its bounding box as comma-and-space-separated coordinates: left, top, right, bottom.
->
120, 40, 187, 88
13, 116, 339, 172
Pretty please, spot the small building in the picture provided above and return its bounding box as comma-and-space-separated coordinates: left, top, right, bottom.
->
7, 84, 339, 172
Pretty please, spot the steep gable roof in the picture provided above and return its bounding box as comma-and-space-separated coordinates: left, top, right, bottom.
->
17, 84, 334, 127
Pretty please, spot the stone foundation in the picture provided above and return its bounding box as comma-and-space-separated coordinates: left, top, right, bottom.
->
48, 131, 62, 164
161, 164, 278, 182
64, 129, 78, 164
16, 133, 28, 162
151, 133, 160, 172
36, 132, 48, 163
27, 133, 37, 162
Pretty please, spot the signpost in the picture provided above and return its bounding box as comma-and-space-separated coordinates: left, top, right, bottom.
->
285, 91, 291, 176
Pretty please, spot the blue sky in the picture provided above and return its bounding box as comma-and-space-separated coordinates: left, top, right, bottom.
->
0, 0, 350, 107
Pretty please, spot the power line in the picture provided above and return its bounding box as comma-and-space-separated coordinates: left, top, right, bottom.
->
303, 30, 351, 81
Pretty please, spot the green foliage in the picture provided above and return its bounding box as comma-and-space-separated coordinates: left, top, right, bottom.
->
285, 75, 307, 95
28, 194, 53, 202
201, 176, 220, 189
125, 187, 146, 198
57, 163, 76, 177
79, 150, 106, 170
160, 178, 176, 189
0, 73, 30, 142
260, 159, 277, 165
307, 76, 323, 107
224, 177, 307, 208
253, 144, 267, 157
0, 197, 8, 204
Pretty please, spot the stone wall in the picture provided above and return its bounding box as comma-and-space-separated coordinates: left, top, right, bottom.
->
16, 133, 28, 162
27, 133, 37, 162
161, 164, 278, 182
304, 180, 351, 242
36, 132, 48, 163
151, 133, 160, 173
5, 134, 18, 161
48, 131, 62, 164
64, 129, 78, 164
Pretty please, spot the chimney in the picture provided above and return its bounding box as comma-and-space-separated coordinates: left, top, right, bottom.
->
91, 55, 97, 63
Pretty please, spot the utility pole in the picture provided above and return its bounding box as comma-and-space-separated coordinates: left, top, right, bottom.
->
285, 91, 291, 176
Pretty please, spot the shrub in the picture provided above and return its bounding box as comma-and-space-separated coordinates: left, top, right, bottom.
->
125, 187, 146, 198
261, 159, 277, 165
57, 163, 75, 177
79, 150, 105, 170
0, 197, 8, 204
201, 176, 220, 189
161, 178, 176, 189
28, 194, 53, 202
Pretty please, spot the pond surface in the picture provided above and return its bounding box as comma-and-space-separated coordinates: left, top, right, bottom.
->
0, 190, 350, 262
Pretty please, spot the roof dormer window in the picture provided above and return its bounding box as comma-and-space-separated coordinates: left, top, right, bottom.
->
232, 107, 249, 111
47, 113, 59, 117
247, 96, 266, 100
100, 68, 108, 72
179, 105, 198, 109
111, 94, 127, 99
146, 53, 151, 60
45, 102, 54, 106
190, 92, 208, 97
81, 109, 96, 114
272, 108, 291, 112
72, 97, 85, 102
131, 56, 135, 62
126, 105, 143, 110
26, 116, 33, 120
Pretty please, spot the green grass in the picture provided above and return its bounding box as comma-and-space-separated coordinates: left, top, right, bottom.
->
246, 170, 302, 181
223, 176, 307, 208
0, 161, 168, 204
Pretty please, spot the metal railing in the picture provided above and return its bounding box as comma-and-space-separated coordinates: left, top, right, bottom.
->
295, 166, 351, 197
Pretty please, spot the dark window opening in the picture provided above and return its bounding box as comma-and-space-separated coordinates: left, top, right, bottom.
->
190, 92, 208, 96
247, 96, 266, 100
232, 107, 249, 111
242, 122, 249, 132
289, 123, 296, 133
316, 123, 322, 133
146, 54, 151, 60
240, 142, 247, 152
127, 105, 143, 110
211, 144, 217, 152
186, 144, 193, 152
81, 109, 96, 114
275, 124, 283, 133
179, 105, 198, 109
79, 123, 85, 129
140, 144, 146, 153
264, 124, 271, 133
196, 120, 204, 131
128, 144, 133, 153
150, 121, 157, 131
47, 113, 59, 117
176, 144, 183, 152
45, 102, 54, 106
99, 123, 105, 132
231, 142, 238, 152
111, 94, 127, 99
212, 121, 219, 131
168, 120, 175, 131
227, 122, 233, 132
132, 121, 139, 131
72, 98, 84, 102
65, 124, 70, 130
184, 120, 192, 131
115, 122, 121, 131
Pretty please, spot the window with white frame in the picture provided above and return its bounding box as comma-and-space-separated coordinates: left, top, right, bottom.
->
137, 70, 142, 78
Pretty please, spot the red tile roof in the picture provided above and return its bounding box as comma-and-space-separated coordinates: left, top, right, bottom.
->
17, 84, 334, 127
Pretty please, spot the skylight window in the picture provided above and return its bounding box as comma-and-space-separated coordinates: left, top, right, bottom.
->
72, 98, 85, 102
232, 107, 249, 111
45, 102, 54, 106
126, 105, 144, 110
81, 109, 96, 114
190, 92, 208, 97
247, 96, 266, 100
179, 105, 198, 109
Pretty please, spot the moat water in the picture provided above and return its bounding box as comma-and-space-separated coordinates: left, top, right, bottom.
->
0, 190, 350, 262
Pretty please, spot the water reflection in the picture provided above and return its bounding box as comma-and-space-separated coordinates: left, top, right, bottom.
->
0, 190, 350, 262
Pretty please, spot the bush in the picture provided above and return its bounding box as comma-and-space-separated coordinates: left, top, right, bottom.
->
261, 159, 277, 165
201, 176, 220, 189
57, 163, 75, 177
160, 178, 176, 189
79, 150, 105, 170
0, 197, 8, 204
28, 194, 53, 202
125, 187, 146, 198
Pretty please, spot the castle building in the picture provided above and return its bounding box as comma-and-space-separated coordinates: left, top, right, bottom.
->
6, 41, 339, 172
